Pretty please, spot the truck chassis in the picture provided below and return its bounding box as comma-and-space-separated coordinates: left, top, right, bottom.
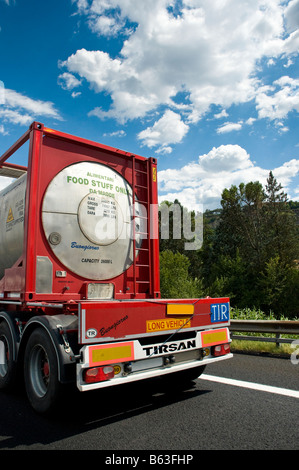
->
0, 122, 232, 413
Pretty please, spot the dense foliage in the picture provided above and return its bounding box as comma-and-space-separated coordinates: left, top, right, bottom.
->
159, 172, 299, 318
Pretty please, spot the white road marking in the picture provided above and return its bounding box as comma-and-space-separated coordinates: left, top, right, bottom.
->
0, 340, 5, 365
200, 374, 299, 399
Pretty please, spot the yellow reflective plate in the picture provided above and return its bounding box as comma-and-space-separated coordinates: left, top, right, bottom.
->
166, 304, 194, 316
89, 342, 134, 366
201, 329, 228, 347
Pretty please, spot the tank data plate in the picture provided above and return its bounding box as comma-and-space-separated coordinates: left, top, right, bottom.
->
42, 162, 143, 280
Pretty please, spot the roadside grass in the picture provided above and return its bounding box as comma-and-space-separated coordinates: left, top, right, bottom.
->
230, 339, 296, 357
230, 307, 299, 358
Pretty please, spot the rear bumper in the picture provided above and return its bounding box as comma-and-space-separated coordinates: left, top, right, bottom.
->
76, 327, 232, 391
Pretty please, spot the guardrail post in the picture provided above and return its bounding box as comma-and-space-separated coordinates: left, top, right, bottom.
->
275, 333, 281, 348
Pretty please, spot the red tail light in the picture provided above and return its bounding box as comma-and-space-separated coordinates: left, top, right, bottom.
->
212, 343, 230, 357
84, 366, 115, 383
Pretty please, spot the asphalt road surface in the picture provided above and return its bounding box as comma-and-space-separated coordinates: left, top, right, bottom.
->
0, 353, 298, 452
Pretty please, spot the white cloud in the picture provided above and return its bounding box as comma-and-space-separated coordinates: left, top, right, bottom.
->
103, 130, 126, 137
216, 121, 243, 134
293, 186, 299, 201
0, 80, 4, 105
65, 0, 299, 147
4, 89, 60, 117
0, 124, 8, 135
198, 145, 253, 173
71, 91, 82, 98
256, 76, 299, 120
158, 144, 299, 210
272, 158, 299, 180
155, 145, 172, 155
216, 118, 258, 134
0, 109, 32, 126
214, 109, 228, 119
68, 1, 297, 111
89, 12, 125, 37
137, 110, 189, 152
284, 58, 294, 68
275, 121, 289, 133
58, 72, 82, 90
63, 47, 175, 123
0, 88, 61, 127
246, 117, 256, 125
284, 0, 299, 33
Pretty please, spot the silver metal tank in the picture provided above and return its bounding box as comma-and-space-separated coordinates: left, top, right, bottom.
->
0, 173, 26, 279
42, 161, 143, 280
0, 161, 143, 281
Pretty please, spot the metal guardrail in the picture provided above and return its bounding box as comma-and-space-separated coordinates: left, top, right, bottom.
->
229, 320, 299, 346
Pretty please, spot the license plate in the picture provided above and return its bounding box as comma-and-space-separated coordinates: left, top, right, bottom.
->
131, 357, 163, 372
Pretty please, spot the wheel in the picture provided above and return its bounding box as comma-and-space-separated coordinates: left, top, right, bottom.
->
24, 328, 62, 414
164, 364, 206, 389
175, 364, 206, 382
0, 321, 17, 390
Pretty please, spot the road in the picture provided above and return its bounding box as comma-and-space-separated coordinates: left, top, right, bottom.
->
0, 353, 298, 451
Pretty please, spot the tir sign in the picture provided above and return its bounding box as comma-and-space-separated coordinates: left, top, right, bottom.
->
210, 302, 229, 323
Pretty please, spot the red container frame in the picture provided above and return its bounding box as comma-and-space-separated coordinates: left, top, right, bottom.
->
0, 122, 160, 304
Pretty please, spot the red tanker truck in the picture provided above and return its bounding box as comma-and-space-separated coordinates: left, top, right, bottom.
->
0, 122, 232, 413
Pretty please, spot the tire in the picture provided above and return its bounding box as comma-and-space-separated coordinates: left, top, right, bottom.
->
165, 364, 206, 388
175, 364, 206, 382
24, 328, 63, 414
0, 321, 17, 390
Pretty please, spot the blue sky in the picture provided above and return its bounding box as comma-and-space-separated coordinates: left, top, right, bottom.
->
0, 0, 299, 210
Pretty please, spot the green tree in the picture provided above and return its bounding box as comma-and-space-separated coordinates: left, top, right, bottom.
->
263, 171, 299, 267
158, 174, 299, 316
258, 256, 288, 313
259, 258, 299, 317
159, 250, 204, 299
207, 250, 254, 306
218, 181, 267, 270
211, 172, 299, 315
159, 200, 185, 254
281, 268, 299, 317
159, 199, 203, 282
159, 199, 202, 255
